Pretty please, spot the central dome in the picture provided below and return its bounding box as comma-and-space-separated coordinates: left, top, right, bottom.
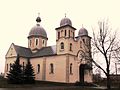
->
28, 24, 47, 38
60, 17, 72, 26
28, 15, 47, 39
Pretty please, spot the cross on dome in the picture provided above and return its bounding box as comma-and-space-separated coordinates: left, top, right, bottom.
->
65, 13, 66, 17
82, 24, 83, 28
38, 13, 40, 17
36, 13, 41, 23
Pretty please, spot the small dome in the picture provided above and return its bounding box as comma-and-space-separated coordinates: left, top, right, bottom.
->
60, 17, 72, 26
78, 27, 88, 36
28, 24, 47, 38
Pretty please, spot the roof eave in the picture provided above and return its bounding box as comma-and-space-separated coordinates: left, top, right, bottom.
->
27, 35, 48, 40
55, 25, 76, 30
75, 35, 92, 39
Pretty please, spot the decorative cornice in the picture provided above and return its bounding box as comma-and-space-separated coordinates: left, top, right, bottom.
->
28, 35, 48, 40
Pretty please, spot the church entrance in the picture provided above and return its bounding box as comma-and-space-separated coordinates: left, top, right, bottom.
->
79, 64, 85, 83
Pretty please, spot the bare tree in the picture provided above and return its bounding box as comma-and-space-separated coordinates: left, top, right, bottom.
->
91, 19, 120, 89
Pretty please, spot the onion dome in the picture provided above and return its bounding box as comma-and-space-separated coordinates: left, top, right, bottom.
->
28, 15, 47, 39
78, 27, 88, 36
36, 16, 41, 22
60, 16, 72, 26
29, 24, 47, 38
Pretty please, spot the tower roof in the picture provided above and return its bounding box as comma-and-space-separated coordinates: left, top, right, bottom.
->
60, 16, 72, 26
28, 15, 47, 39
56, 15, 76, 30
78, 27, 88, 36
28, 24, 47, 38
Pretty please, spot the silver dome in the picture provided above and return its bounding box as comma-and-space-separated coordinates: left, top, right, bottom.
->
78, 27, 88, 36
60, 17, 72, 26
28, 24, 47, 38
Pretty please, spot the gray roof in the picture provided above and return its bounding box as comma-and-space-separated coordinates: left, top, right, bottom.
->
14, 44, 56, 58
78, 27, 88, 36
32, 46, 56, 57
14, 45, 32, 57
28, 24, 47, 39
56, 17, 76, 30
60, 17, 72, 26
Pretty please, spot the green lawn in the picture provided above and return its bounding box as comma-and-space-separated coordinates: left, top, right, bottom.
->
0, 76, 120, 90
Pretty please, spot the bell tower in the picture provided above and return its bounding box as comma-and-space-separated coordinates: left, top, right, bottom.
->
78, 27, 91, 51
55, 15, 76, 55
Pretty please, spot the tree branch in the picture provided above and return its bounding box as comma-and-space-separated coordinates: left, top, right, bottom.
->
91, 59, 107, 75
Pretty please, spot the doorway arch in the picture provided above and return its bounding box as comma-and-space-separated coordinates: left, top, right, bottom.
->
79, 64, 85, 83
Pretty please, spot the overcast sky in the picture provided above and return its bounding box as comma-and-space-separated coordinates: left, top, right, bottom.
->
0, 0, 120, 73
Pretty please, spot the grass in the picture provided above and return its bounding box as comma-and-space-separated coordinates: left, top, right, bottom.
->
0, 76, 120, 90
0, 76, 70, 88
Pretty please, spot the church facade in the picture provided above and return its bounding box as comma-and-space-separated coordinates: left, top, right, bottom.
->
4, 15, 93, 83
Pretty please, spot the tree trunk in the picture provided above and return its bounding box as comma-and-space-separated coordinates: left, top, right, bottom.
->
106, 74, 111, 89
106, 67, 111, 89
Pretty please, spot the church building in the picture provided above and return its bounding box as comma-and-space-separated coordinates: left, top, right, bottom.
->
4, 15, 93, 83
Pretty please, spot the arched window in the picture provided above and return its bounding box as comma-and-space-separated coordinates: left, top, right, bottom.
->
73, 32, 74, 38
61, 42, 64, 49
42, 39, 45, 47
82, 39, 85, 43
69, 30, 70, 37
70, 43, 72, 51
50, 63, 54, 74
6, 64, 8, 72
37, 64, 40, 73
43, 40, 44, 44
35, 38, 39, 46
58, 32, 60, 39
80, 41, 82, 48
65, 30, 67, 37
70, 63, 73, 74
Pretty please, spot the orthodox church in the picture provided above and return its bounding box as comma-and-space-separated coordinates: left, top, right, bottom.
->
4, 15, 93, 83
